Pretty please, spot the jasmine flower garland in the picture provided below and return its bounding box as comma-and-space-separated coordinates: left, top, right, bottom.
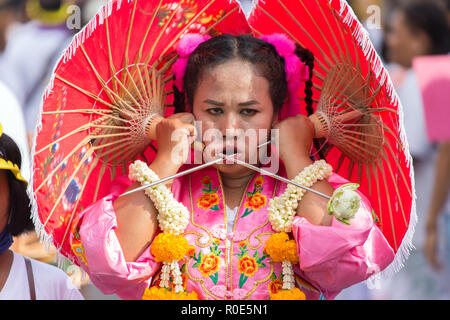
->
268, 160, 333, 233
128, 160, 195, 298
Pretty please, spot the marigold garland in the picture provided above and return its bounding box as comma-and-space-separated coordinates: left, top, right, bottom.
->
150, 233, 193, 262
269, 288, 306, 300
129, 160, 197, 298
264, 232, 298, 264
142, 286, 198, 300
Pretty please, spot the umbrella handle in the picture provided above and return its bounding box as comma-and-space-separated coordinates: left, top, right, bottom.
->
309, 110, 363, 139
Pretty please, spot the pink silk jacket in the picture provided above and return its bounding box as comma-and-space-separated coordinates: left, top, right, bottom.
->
71, 163, 394, 300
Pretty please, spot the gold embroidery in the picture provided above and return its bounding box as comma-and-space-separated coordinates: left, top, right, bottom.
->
244, 260, 274, 300
188, 174, 213, 247
185, 260, 222, 300
222, 170, 255, 296
246, 180, 279, 250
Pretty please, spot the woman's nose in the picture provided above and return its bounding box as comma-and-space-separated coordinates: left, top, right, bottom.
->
219, 113, 242, 137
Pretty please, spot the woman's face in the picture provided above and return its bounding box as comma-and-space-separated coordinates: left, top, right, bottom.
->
0, 170, 10, 233
386, 10, 432, 68
192, 59, 278, 176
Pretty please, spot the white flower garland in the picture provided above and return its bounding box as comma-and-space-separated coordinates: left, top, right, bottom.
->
129, 160, 190, 294
128, 160, 189, 236
268, 160, 333, 233
267, 160, 333, 292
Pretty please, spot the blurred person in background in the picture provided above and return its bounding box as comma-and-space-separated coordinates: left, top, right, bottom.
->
0, 0, 26, 54
0, 0, 75, 148
369, 0, 450, 299
0, 124, 84, 299
423, 0, 450, 296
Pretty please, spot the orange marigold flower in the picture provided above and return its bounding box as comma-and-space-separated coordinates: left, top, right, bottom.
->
197, 193, 220, 210
150, 233, 191, 262
237, 255, 258, 277
255, 176, 264, 187
244, 193, 267, 211
198, 253, 220, 277
269, 288, 306, 300
268, 279, 283, 294
264, 232, 299, 264
142, 286, 198, 300
187, 245, 196, 258
201, 176, 211, 185
238, 241, 247, 249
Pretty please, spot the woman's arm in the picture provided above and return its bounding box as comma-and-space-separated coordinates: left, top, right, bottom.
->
274, 115, 334, 226
113, 114, 196, 262
424, 141, 450, 270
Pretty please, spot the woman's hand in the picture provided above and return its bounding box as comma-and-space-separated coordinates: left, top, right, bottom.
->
274, 115, 334, 226
424, 222, 443, 271
153, 112, 196, 174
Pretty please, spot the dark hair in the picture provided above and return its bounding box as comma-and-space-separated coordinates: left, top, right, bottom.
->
0, 133, 33, 236
399, 1, 450, 55
39, 0, 62, 11
173, 34, 316, 120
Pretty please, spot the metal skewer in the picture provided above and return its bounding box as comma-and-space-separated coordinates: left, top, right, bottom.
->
119, 140, 272, 197
227, 155, 331, 199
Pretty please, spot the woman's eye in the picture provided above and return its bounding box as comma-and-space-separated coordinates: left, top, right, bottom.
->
240, 109, 258, 116
207, 108, 223, 115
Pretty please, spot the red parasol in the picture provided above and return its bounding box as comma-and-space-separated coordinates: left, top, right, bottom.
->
248, 0, 415, 273
31, 0, 251, 264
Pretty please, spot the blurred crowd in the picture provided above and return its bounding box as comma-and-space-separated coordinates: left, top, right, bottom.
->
0, 0, 449, 300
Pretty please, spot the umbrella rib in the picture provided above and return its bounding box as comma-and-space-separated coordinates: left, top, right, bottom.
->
42, 109, 112, 115
124, 67, 145, 106
35, 115, 108, 155
134, 65, 151, 106
370, 162, 384, 228
94, 140, 135, 163
365, 161, 372, 196
340, 129, 383, 140
315, 0, 344, 61
93, 162, 108, 203
376, 157, 398, 252
296, 0, 339, 64
330, 9, 353, 67
79, 44, 119, 106
274, 0, 333, 68
105, 16, 118, 93
380, 150, 408, 227
143, 1, 182, 66
55, 75, 117, 109
382, 137, 413, 197
120, 0, 138, 86
133, 0, 164, 67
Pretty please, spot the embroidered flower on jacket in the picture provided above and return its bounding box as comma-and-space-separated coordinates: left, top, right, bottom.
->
244, 193, 267, 211
197, 175, 220, 210
237, 255, 259, 278
198, 253, 220, 278
241, 176, 267, 218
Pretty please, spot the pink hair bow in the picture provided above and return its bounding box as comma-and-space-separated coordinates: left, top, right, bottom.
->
173, 33, 211, 92
260, 33, 310, 118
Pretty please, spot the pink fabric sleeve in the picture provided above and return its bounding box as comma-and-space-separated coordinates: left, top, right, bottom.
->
76, 176, 160, 300
291, 173, 395, 300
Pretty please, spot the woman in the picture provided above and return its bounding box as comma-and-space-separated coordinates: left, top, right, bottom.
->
0, 124, 84, 299
71, 34, 394, 300
369, 1, 450, 300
